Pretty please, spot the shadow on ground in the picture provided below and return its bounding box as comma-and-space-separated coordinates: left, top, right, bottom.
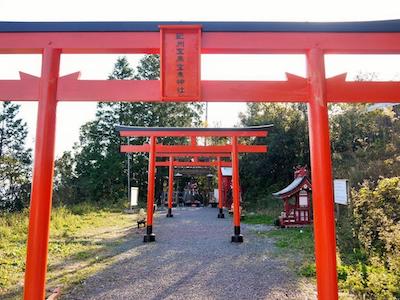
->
62, 207, 316, 300
1, 224, 144, 300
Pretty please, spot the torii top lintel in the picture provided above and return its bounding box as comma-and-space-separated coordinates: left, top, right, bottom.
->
2, 20, 400, 56
1, 20, 400, 103
2, 20, 400, 32
117, 125, 270, 154
116, 125, 272, 137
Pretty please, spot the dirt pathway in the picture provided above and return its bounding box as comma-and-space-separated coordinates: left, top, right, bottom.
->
65, 207, 315, 300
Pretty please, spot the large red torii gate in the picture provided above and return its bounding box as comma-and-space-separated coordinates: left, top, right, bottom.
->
117, 125, 270, 242
1, 20, 400, 300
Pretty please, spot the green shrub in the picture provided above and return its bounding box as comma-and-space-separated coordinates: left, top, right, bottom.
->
366, 260, 399, 300
339, 260, 400, 300
352, 177, 400, 271
340, 263, 366, 297
299, 263, 316, 277
336, 177, 400, 299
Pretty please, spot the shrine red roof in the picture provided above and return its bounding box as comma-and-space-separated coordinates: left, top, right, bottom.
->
272, 176, 311, 199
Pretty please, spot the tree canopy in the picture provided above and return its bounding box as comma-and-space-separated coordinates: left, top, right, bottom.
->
54, 55, 203, 206
0, 101, 31, 211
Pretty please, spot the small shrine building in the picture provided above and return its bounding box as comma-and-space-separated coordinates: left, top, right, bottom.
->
273, 166, 312, 227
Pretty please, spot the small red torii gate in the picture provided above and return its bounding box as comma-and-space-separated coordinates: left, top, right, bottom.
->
154, 152, 233, 218
1, 20, 400, 300
116, 125, 270, 242
155, 155, 231, 218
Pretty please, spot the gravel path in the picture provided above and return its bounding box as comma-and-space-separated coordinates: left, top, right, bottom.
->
65, 207, 316, 300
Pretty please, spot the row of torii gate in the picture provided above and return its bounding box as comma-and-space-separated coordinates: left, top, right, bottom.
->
116, 125, 271, 242
1, 20, 400, 300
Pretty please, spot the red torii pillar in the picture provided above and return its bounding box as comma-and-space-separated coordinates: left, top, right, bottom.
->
307, 48, 338, 299
144, 136, 157, 242
166, 156, 174, 217
24, 48, 60, 300
217, 157, 225, 219
231, 136, 243, 243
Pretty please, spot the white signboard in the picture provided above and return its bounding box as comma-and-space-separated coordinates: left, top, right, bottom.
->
221, 167, 232, 176
299, 190, 308, 207
334, 179, 349, 205
130, 187, 139, 207
214, 189, 219, 202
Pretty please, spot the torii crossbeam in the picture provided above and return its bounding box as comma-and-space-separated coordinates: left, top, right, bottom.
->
1, 20, 400, 300
156, 157, 231, 217
117, 125, 270, 242
155, 153, 232, 219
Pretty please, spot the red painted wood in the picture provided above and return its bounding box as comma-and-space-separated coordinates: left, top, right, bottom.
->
231, 136, 241, 228
121, 144, 268, 153
160, 25, 201, 100
155, 161, 231, 167
0, 32, 159, 54
2, 32, 400, 54
167, 156, 174, 209
146, 136, 156, 226
327, 74, 400, 103
202, 76, 308, 102
217, 157, 223, 209
120, 130, 268, 137
0, 72, 39, 100
156, 153, 231, 158
307, 48, 338, 300
58, 78, 159, 102
2, 73, 400, 103
202, 32, 400, 54
23, 48, 60, 300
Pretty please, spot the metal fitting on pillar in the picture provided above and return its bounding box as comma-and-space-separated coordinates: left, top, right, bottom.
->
231, 226, 243, 243
143, 225, 156, 242
166, 208, 173, 218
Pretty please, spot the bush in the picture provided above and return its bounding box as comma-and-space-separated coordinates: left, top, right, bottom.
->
339, 259, 400, 300
299, 263, 316, 277
352, 177, 400, 270
366, 259, 399, 300
337, 177, 400, 299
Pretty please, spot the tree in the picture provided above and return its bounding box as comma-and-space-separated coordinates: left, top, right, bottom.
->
330, 103, 400, 185
330, 72, 400, 186
55, 55, 203, 205
53, 151, 77, 205
346, 177, 400, 299
0, 101, 31, 211
326, 72, 400, 299
239, 103, 310, 209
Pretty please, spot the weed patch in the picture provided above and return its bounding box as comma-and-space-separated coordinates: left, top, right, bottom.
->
242, 214, 275, 225
0, 204, 136, 299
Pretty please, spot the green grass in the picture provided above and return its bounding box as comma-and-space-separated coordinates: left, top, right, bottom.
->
260, 227, 316, 277
241, 214, 275, 225
261, 227, 358, 299
265, 227, 314, 252
0, 203, 137, 299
